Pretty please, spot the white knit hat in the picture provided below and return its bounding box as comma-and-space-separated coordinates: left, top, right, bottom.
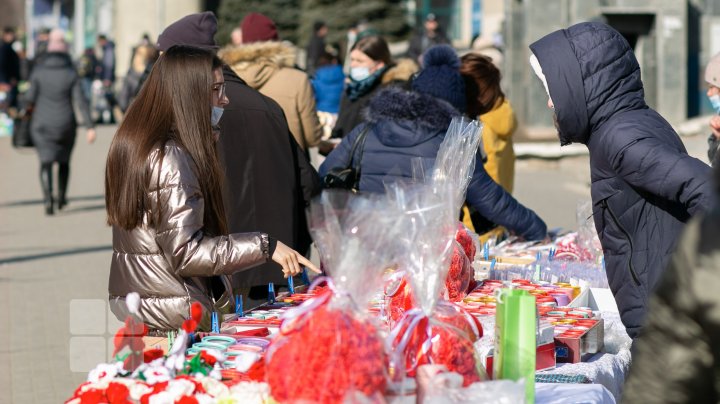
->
529, 53, 552, 104
705, 52, 720, 88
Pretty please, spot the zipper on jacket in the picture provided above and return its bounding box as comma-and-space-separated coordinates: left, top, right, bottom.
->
601, 199, 641, 286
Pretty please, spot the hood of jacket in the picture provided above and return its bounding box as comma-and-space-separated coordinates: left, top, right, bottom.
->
365, 86, 460, 147
529, 22, 647, 146
40, 52, 73, 69
381, 58, 419, 85
219, 41, 297, 89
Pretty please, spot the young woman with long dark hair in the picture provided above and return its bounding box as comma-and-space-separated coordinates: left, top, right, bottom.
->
105, 45, 318, 331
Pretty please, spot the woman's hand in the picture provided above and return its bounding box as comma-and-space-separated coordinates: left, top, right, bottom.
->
86, 128, 97, 144
272, 241, 321, 278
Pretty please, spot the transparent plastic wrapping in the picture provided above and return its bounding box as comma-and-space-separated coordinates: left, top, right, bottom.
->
386, 117, 487, 387
265, 190, 405, 404
430, 117, 484, 212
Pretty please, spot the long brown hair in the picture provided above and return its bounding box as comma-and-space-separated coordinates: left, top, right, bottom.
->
460, 53, 504, 118
105, 45, 228, 235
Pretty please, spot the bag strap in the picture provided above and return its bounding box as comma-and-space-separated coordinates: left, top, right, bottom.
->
351, 126, 370, 188
345, 124, 370, 169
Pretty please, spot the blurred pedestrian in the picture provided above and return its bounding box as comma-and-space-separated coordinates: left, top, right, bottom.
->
34, 27, 50, 61
320, 45, 547, 241
0, 27, 20, 110
96, 34, 117, 124
76, 47, 99, 105
407, 13, 450, 64
158, 12, 321, 307
705, 52, 720, 166
529, 22, 713, 338
311, 49, 345, 139
230, 27, 243, 47
24, 29, 95, 215
330, 35, 418, 143
118, 36, 157, 112
220, 12, 322, 152
105, 45, 319, 331
305, 20, 327, 77
470, 34, 504, 68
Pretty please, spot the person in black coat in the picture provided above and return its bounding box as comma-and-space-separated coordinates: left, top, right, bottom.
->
529, 22, 714, 338
406, 13, 450, 65
305, 21, 327, 77
25, 29, 95, 215
155, 12, 321, 307
320, 45, 547, 241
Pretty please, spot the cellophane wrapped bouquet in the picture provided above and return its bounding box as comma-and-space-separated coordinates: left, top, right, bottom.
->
384, 118, 483, 326
265, 191, 405, 403
432, 117, 483, 302
387, 117, 486, 387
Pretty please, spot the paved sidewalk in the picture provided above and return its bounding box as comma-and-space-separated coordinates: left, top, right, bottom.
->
0, 126, 119, 404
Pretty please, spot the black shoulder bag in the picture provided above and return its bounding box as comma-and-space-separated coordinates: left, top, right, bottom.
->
12, 108, 34, 148
322, 126, 369, 192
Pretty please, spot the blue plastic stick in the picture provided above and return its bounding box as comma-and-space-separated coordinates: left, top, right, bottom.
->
211, 312, 219, 333
288, 275, 295, 295
268, 282, 276, 304
483, 242, 490, 261
490, 258, 497, 271
235, 294, 243, 317
301, 267, 310, 286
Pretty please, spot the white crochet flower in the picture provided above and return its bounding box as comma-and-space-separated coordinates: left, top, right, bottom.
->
143, 366, 171, 385
165, 379, 197, 397
87, 363, 118, 383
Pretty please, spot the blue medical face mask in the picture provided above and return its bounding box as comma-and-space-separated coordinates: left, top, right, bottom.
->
211, 106, 224, 126
350, 66, 371, 82
710, 94, 720, 114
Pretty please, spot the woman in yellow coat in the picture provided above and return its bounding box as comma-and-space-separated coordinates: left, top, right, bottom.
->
460, 53, 517, 239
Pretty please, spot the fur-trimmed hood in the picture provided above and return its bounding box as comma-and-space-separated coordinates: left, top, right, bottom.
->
218, 41, 298, 89
381, 58, 419, 85
364, 86, 461, 147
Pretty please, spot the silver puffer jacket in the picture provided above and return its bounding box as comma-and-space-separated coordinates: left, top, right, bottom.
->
108, 141, 271, 331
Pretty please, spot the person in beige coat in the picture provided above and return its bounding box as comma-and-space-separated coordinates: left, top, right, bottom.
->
105, 46, 319, 332
219, 12, 322, 151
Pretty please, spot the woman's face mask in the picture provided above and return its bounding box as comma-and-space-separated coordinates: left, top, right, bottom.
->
211, 106, 224, 127
350, 66, 371, 81
710, 94, 720, 114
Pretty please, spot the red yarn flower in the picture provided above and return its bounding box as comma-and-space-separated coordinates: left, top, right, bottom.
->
199, 350, 217, 367
190, 302, 203, 323
266, 300, 387, 403
77, 388, 105, 404
456, 224, 477, 261
143, 349, 165, 364
175, 396, 199, 404
105, 382, 131, 404
446, 242, 472, 301
385, 275, 416, 326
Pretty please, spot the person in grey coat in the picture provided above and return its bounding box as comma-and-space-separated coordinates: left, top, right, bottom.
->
25, 29, 95, 215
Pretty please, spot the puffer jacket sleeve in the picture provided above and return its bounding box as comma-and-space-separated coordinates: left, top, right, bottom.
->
297, 75, 322, 148
466, 154, 547, 240
318, 123, 364, 178
606, 131, 713, 216
149, 145, 271, 278
623, 217, 716, 403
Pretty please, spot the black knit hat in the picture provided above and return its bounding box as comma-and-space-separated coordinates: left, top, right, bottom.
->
411, 45, 466, 112
156, 12, 218, 52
